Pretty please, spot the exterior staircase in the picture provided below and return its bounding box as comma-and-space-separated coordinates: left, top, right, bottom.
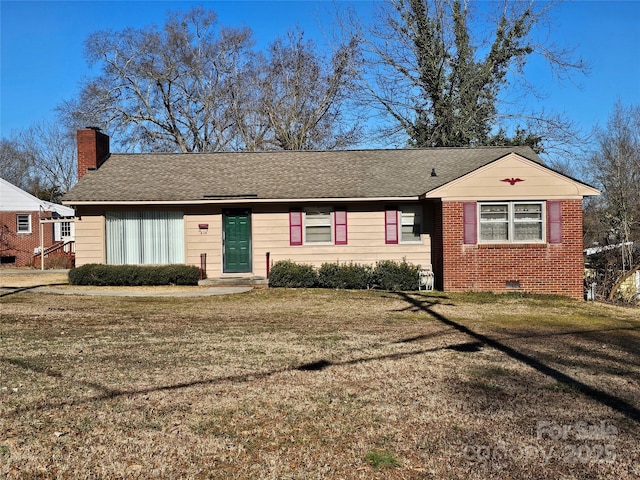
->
32, 240, 75, 268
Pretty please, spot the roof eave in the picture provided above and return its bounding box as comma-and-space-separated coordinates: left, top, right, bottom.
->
63, 195, 421, 206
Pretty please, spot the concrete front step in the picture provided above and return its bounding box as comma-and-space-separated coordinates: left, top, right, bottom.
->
199, 276, 268, 288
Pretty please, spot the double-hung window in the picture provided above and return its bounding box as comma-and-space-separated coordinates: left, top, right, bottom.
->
289, 208, 348, 245
386, 205, 422, 244
479, 202, 543, 243
304, 207, 332, 244
400, 206, 422, 243
17, 214, 31, 234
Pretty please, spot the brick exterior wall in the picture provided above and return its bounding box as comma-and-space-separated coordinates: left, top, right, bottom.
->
437, 200, 585, 300
0, 211, 54, 267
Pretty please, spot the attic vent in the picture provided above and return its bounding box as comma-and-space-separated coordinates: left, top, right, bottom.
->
203, 194, 258, 199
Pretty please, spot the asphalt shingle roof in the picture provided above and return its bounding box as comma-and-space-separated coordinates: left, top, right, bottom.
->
63, 146, 541, 203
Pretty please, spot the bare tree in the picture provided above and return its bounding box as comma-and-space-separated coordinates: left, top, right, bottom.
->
66, 7, 255, 153
342, 0, 587, 151
255, 30, 362, 150
0, 138, 34, 189
1, 121, 76, 199
61, 9, 362, 153
17, 122, 77, 195
584, 103, 640, 302
588, 103, 640, 260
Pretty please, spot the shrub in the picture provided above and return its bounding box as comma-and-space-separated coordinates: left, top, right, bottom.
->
44, 254, 74, 270
371, 260, 420, 291
318, 262, 372, 289
268, 260, 318, 288
268, 259, 421, 291
68, 264, 201, 286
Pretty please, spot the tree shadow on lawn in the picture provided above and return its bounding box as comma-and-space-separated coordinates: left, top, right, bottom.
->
2, 333, 477, 415
3, 292, 639, 424
0, 283, 68, 297
393, 292, 640, 423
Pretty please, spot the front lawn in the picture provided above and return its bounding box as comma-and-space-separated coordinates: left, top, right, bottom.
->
1, 289, 639, 478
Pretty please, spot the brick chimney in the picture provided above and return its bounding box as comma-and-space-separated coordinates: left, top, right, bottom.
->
77, 127, 110, 180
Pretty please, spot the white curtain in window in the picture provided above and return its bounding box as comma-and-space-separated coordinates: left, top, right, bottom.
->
106, 211, 184, 265
514, 204, 543, 241
480, 204, 509, 241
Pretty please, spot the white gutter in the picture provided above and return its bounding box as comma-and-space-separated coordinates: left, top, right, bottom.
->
63, 196, 420, 206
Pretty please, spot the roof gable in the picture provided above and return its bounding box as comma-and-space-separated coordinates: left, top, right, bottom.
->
423, 153, 600, 200
0, 177, 74, 215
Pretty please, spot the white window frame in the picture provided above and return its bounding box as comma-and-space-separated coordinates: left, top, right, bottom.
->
106, 211, 185, 265
60, 221, 72, 238
17, 214, 31, 234
400, 205, 422, 243
304, 207, 333, 245
479, 201, 545, 243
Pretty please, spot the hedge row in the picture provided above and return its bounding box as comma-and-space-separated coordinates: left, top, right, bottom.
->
268, 260, 421, 291
68, 264, 201, 286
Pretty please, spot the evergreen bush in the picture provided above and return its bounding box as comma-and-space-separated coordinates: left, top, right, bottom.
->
318, 262, 372, 289
371, 260, 420, 291
268, 260, 318, 288
268, 259, 421, 291
68, 264, 201, 286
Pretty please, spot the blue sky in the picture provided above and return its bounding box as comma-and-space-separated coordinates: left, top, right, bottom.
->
1, 0, 639, 147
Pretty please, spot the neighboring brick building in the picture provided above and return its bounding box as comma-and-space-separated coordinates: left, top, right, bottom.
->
0, 178, 75, 267
63, 128, 599, 299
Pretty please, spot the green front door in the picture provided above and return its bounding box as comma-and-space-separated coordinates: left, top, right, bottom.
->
223, 210, 251, 273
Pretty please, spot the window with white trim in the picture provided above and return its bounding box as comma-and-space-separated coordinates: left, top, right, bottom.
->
304, 207, 332, 244
479, 202, 543, 242
400, 206, 422, 243
106, 211, 184, 265
60, 221, 72, 238
17, 214, 31, 234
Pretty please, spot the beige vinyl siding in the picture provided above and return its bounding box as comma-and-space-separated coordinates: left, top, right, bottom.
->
251, 204, 431, 276
73, 203, 432, 275
425, 154, 600, 200
74, 214, 105, 266
185, 211, 222, 275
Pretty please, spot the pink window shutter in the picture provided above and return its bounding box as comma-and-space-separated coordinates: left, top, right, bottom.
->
385, 209, 398, 244
547, 201, 562, 244
289, 211, 303, 246
463, 202, 477, 244
334, 209, 348, 245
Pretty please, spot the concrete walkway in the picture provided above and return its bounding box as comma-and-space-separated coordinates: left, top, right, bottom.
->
0, 268, 71, 275
30, 286, 253, 297
0, 285, 252, 297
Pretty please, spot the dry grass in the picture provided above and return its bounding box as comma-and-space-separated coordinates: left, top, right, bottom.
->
0, 271, 69, 289
1, 279, 639, 479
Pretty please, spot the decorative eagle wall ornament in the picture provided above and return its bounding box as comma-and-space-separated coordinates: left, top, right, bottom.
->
500, 177, 525, 185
